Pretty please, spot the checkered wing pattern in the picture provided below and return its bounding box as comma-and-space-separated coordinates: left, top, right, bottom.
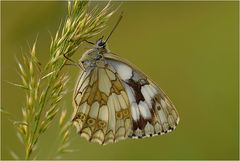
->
72, 65, 132, 145
72, 53, 179, 145
105, 53, 180, 138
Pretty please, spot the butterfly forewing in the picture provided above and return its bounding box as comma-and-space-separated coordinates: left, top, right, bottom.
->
73, 52, 179, 145
105, 53, 179, 138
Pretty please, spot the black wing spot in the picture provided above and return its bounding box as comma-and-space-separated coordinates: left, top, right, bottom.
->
126, 78, 145, 104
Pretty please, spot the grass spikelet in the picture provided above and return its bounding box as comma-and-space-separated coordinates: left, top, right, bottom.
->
53, 108, 74, 159
10, 151, 20, 160
8, 0, 114, 160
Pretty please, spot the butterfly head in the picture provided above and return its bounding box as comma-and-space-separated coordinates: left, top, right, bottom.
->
96, 38, 106, 49
79, 13, 123, 69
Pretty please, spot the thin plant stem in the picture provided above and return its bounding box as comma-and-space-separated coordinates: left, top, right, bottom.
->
10, 1, 114, 159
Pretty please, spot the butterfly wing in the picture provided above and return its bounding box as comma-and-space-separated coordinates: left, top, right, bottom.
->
104, 53, 180, 138
72, 65, 132, 145
73, 52, 179, 145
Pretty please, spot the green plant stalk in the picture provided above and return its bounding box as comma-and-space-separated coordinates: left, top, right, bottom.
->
27, 63, 65, 159
26, 79, 51, 159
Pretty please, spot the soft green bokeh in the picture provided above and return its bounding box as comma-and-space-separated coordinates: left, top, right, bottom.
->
1, 1, 239, 160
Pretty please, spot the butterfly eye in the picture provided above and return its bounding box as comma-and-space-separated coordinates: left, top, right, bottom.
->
96, 39, 106, 48
98, 41, 105, 47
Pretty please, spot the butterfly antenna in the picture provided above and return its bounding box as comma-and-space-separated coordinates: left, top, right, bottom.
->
84, 40, 94, 45
105, 12, 123, 43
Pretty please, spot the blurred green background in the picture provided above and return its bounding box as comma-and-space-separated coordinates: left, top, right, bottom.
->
1, 1, 239, 160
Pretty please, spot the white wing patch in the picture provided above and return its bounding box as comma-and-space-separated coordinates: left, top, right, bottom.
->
139, 101, 151, 119
111, 61, 132, 81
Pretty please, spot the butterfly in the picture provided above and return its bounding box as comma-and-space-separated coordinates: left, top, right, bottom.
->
71, 16, 179, 145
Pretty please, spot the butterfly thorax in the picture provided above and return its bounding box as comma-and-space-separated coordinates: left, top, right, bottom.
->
80, 40, 108, 69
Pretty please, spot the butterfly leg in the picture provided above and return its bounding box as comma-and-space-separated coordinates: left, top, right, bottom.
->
63, 53, 85, 71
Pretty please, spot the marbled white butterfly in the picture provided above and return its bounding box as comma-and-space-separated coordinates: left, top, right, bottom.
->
72, 15, 180, 145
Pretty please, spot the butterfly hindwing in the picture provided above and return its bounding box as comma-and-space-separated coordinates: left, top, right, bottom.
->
72, 65, 132, 145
